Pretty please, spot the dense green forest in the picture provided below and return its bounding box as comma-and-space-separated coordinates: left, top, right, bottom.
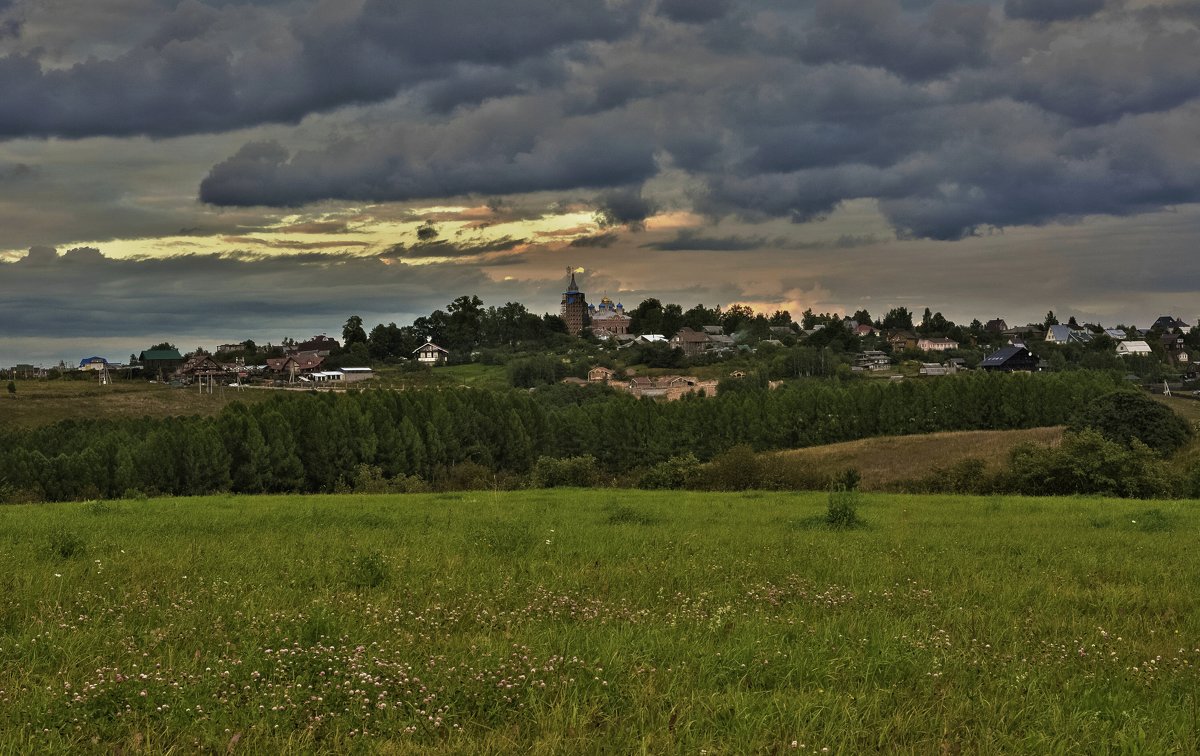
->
0, 371, 1124, 502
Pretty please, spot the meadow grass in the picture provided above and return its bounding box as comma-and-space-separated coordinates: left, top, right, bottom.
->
1, 490, 1198, 753
0, 378, 276, 429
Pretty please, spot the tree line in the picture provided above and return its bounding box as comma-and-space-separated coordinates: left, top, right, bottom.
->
0, 370, 1124, 502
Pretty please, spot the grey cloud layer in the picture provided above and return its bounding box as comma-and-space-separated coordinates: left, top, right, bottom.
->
0, 0, 642, 137
0, 246, 501, 342
4, 0, 1200, 241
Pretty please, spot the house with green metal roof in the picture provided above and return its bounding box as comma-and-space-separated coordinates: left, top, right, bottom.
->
138, 348, 184, 378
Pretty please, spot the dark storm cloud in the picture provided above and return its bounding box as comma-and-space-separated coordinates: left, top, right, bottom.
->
593, 187, 656, 230
657, 0, 732, 25
0, 0, 19, 38
1004, 19, 1200, 124
0, 0, 644, 138
1003, 0, 1106, 23
193, 0, 1200, 239
6, 0, 1200, 246
199, 99, 659, 206
643, 230, 773, 252
789, 0, 994, 80
568, 232, 619, 248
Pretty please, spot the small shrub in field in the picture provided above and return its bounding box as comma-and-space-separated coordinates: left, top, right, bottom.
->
345, 464, 430, 494
638, 453, 700, 489
344, 550, 389, 588
833, 468, 861, 492
1003, 429, 1173, 498
530, 455, 601, 488
826, 472, 866, 529
49, 528, 85, 559
1068, 390, 1191, 455
348, 464, 391, 493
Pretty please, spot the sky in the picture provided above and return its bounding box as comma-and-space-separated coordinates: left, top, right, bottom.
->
2, 0, 1200, 364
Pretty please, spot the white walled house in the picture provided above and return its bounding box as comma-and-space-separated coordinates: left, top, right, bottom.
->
917, 337, 959, 352
1116, 340, 1153, 357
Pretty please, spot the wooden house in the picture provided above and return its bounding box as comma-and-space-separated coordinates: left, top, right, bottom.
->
979, 345, 1040, 372
413, 339, 449, 365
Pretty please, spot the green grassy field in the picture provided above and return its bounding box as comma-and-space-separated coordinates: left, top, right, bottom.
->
369, 363, 510, 392
2, 490, 1197, 753
0, 366, 512, 430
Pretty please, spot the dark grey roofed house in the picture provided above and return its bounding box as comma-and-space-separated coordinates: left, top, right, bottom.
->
1152, 315, 1189, 331
980, 345, 1040, 372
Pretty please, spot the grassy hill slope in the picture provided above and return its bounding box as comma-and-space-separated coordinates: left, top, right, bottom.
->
771, 426, 1066, 490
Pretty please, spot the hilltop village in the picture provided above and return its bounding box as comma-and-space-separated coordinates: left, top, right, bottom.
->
7, 272, 1199, 396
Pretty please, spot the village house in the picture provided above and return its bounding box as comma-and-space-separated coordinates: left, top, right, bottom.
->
984, 319, 1008, 333
1116, 340, 1153, 357
1159, 333, 1190, 364
672, 326, 734, 360
266, 350, 326, 380
339, 367, 375, 382
138, 347, 184, 379
1045, 325, 1092, 345
669, 327, 722, 357
917, 337, 959, 352
980, 345, 1040, 372
887, 331, 918, 351
918, 362, 957, 376
853, 351, 891, 372
303, 369, 376, 385
78, 356, 110, 372
413, 338, 449, 365
1002, 324, 1042, 343
622, 374, 719, 401
587, 366, 615, 383
178, 353, 226, 378
293, 334, 340, 356
1152, 315, 1189, 332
